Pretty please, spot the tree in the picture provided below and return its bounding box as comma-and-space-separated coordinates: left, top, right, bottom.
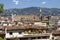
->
0, 37, 4, 40
0, 4, 4, 13
12, 38, 18, 40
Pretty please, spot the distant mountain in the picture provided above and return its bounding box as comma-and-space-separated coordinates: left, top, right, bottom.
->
2, 7, 60, 16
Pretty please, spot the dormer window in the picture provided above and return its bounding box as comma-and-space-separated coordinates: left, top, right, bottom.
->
19, 32, 21, 34
0, 22, 1, 24
9, 32, 12, 35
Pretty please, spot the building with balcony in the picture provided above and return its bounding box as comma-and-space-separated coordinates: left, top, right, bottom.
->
2, 24, 52, 40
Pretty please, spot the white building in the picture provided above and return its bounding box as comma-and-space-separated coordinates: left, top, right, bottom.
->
34, 22, 47, 27
5, 25, 52, 40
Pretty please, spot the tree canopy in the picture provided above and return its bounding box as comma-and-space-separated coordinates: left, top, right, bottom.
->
0, 37, 4, 40
0, 4, 4, 13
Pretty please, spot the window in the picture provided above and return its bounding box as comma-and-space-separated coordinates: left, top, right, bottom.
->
42, 36, 49, 39
9, 32, 12, 35
0, 22, 1, 24
19, 32, 21, 34
34, 16, 35, 19
0, 29, 2, 30
38, 37, 41, 39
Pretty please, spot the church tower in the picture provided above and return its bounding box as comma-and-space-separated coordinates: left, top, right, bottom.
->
40, 8, 42, 21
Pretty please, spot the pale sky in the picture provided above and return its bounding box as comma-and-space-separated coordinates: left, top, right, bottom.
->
0, 0, 60, 9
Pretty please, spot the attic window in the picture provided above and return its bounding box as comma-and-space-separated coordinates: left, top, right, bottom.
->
0, 22, 1, 24
19, 32, 21, 34
9, 32, 12, 35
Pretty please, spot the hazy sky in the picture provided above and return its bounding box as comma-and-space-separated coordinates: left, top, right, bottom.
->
0, 0, 60, 9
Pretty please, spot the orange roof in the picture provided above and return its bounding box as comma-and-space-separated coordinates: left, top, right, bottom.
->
52, 30, 60, 34
3, 25, 47, 30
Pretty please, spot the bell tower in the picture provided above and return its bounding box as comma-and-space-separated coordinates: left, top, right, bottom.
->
40, 8, 42, 21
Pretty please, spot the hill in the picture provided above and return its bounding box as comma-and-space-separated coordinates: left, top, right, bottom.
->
2, 7, 60, 16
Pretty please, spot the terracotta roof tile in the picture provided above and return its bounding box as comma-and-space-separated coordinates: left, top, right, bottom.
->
52, 30, 60, 34
3, 25, 47, 30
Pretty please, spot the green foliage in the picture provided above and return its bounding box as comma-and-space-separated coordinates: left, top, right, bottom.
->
0, 4, 4, 13
38, 30, 42, 33
12, 38, 18, 40
0, 37, 4, 40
